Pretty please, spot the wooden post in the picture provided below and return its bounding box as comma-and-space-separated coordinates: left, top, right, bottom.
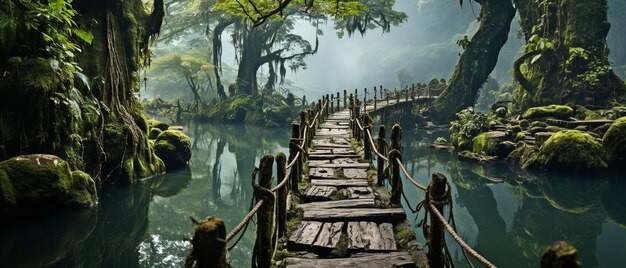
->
290, 123, 301, 193
330, 94, 334, 113
354, 88, 358, 99
354, 103, 361, 141
186, 216, 227, 268
344, 90, 347, 109
253, 155, 275, 268
388, 124, 402, 204
349, 94, 354, 136
326, 94, 330, 116
428, 172, 447, 268
541, 241, 581, 268
362, 114, 372, 161
374, 86, 378, 111
276, 152, 287, 239
395, 89, 400, 103
405, 86, 409, 102
363, 88, 367, 112
377, 125, 386, 187
386, 92, 389, 105
336, 92, 340, 110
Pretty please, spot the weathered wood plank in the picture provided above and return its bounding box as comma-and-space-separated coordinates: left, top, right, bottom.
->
296, 198, 375, 210
379, 223, 397, 251
313, 222, 344, 249
314, 143, 353, 149
305, 185, 337, 200
285, 252, 415, 267
309, 167, 336, 179
332, 158, 359, 164
308, 154, 360, 162
289, 221, 323, 246
343, 168, 368, 179
303, 208, 406, 222
309, 149, 333, 155
311, 179, 368, 187
306, 160, 330, 166
318, 163, 371, 169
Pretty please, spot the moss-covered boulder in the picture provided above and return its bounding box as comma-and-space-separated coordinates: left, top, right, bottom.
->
522, 105, 574, 120
148, 128, 162, 140
536, 130, 607, 172
153, 130, 192, 170
602, 117, 626, 168
506, 142, 540, 170
0, 154, 97, 215
147, 119, 169, 131
471, 131, 507, 156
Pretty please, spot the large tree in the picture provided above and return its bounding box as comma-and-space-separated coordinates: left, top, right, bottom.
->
430, 0, 516, 122
512, 0, 626, 109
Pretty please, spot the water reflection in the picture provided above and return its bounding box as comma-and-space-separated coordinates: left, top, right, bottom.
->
0, 122, 289, 268
397, 128, 626, 268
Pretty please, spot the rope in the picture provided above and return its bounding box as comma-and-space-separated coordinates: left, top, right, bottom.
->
226, 200, 264, 242
366, 129, 388, 161
396, 158, 427, 191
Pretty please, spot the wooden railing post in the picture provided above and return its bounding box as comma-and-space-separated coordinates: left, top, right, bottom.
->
330, 94, 334, 113
362, 114, 372, 161
336, 92, 340, 110
379, 85, 383, 99
395, 89, 400, 104
374, 86, 378, 110
326, 94, 330, 116
276, 153, 287, 239
186, 217, 228, 268
377, 125, 386, 187
290, 123, 301, 193
354, 102, 361, 141
388, 124, 402, 204
405, 86, 409, 102
253, 155, 275, 268
386, 91, 389, 105
354, 88, 358, 99
349, 94, 355, 136
363, 87, 367, 113
428, 172, 447, 268
344, 90, 347, 109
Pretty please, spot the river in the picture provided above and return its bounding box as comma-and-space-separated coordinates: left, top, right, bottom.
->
1, 122, 624, 267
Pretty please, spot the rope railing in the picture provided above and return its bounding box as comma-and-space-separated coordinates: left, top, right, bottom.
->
350, 99, 497, 268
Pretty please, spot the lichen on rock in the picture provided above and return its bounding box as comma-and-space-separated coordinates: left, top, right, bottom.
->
536, 130, 607, 172
522, 105, 574, 120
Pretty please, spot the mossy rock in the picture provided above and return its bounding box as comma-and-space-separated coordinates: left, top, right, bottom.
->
0, 154, 97, 215
531, 121, 548, 128
471, 131, 507, 156
537, 130, 607, 172
574, 105, 604, 120
147, 119, 169, 131
148, 128, 162, 140
602, 117, 626, 168
153, 130, 192, 170
519, 119, 530, 130
546, 125, 564, 133
522, 105, 574, 120
506, 143, 540, 170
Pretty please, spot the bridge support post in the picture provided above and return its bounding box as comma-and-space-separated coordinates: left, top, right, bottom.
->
388, 124, 402, 205
349, 95, 354, 136
330, 94, 334, 113
276, 153, 287, 239
386, 93, 389, 106
354, 101, 361, 140
185, 216, 228, 268
290, 123, 301, 193
374, 87, 378, 111
362, 114, 372, 161
363, 88, 367, 113
396, 89, 400, 104
377, 125, 386, 187
253, 156, 275, 268
427, 173, 448, 268
344, 90, 347, 109
336, 92, 340, 110
380, 85, 383, 99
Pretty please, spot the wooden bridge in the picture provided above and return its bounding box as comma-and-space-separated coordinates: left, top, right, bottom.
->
184, 87, 498, 268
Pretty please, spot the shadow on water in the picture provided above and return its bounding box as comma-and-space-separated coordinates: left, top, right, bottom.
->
396, 127, 626, 268
0, 121, 289, 268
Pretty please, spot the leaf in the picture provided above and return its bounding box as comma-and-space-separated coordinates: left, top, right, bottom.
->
73, 71, 91, 90
530, 54, 542, 64
72, 28, 93, 44
49, 59, 60, 71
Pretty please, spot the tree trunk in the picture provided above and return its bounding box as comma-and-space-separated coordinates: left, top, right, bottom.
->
430, 0, 516, 123
513, 0, 626, 109
212, 18, 235, 100
235, 27, 264, 95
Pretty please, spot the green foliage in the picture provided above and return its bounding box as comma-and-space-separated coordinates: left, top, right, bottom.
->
213, 0, 368, 22
449, 108, 489, 150
435, 137, 447, 144
526, 34, 555, 53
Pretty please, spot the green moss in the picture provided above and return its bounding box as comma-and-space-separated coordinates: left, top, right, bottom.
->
522, 105, 574, 120
0, 154, 97, 215
602, 116, 626, 168
154, 130, 192, 170
394, 221, 417, 251
519, 119, 530, 130
511, 125, 522, 133
537, 130, 607, 172
574, 105, 604, 120
147, 119, 169, 131
515, 132, 526, 142
471, 131, 506, 156
244, 111, 264, 125
507, 143, 540, 170
546, 125, 564, 133
531, 121, 548, 128
148, 128, 162, 139
329, 233, 350, 258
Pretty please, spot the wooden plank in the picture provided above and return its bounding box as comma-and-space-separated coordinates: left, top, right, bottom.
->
305, 185, 337, 200
311, 179, 368, 187
285, 252, 415, 267
343, 168, 368, 179
333, 148, 354, 154
314, 143, 353, 149
308, 154, 360, 161
306, 160, 330, 166
309, 149, 333, 155
303, 208, 406, 222
309, 167, 336, 179
296, 199, 376, 210
313, 222, 344, 249
318, 163, 371, 169
289, 221, 323, 246
332, 158, 358, 164
379, 223, 397, 251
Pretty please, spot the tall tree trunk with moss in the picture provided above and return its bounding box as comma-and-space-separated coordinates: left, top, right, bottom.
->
430, 0, 516, 123
513, 0, 626, 109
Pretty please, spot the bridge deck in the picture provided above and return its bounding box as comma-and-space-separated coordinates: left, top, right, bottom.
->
285, 108, 423, 267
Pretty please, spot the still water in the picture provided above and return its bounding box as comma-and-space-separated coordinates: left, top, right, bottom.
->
1, 122, 625, 267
